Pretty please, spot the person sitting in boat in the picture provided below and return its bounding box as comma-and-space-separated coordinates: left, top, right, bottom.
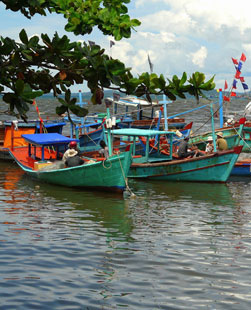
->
64, 150, 85, 167
205, 136, 214, 153
177, 137, 196, 159
216, 132, 228, 151
62, 141, 80, 162
99, 140, 109, 159
178, 137, 203, 159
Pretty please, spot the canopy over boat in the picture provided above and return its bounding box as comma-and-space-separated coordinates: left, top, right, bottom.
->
108, 96, 162, 107
22, 133, 79, 147
111, 128, 175, 137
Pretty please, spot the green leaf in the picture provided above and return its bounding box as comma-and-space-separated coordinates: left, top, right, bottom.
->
15, 79, 25, 95
58, 98, 68, 106
28, 35, 39, 47
56, 105, 68, 115
19, 29, 29, 45
69, 104, 88, 117
179, 72, 187, 86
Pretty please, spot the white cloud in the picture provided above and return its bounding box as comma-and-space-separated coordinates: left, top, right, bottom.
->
2, 0, 251, 91
190, 46, 207, 68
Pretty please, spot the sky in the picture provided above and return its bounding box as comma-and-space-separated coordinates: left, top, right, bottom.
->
1, 0, 251, 94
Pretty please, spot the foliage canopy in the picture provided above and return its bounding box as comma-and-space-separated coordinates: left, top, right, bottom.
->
0, 0, 215, 120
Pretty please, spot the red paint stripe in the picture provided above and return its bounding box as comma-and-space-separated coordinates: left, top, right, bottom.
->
148, 161, 230, 177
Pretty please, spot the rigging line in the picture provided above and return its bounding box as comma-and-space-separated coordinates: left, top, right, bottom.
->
227, 123, 251, 151
117, 152, 135, 197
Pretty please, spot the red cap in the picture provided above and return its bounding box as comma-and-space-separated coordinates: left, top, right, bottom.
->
69, 141, 77, 148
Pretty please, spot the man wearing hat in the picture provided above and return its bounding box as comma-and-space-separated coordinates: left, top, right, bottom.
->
62, 141, 80, 162
216, 132, 228, 151
205, 136, 214, 153
62, 141, 85, 167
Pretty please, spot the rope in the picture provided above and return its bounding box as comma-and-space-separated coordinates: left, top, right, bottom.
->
228, 123, 251, 151
102, 158, 112, 169
117, 152, 135, 197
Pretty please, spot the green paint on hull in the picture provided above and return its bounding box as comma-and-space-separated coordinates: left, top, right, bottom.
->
14, 151, 132, 193
128, 149, 241, 182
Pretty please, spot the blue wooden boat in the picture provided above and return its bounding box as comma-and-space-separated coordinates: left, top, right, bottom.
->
110, 122, 244, 182
231, 159, 251, 176
8, 133, 132, 193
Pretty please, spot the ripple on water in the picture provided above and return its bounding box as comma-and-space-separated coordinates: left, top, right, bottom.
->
0, 160, 251, 309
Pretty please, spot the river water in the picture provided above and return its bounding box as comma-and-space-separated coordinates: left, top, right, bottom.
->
0, 97, 251, 309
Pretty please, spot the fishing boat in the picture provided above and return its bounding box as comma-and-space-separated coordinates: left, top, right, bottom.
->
0, 119, 66, 160
8, 132, 132, 193
231, 159, 251, 176
109, 118, 245, 182
109, 95, 186, 129
188, 121, 251, 152
138, 121, 193, 155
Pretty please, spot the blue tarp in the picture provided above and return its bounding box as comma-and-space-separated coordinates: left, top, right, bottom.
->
22, 133, 79, 146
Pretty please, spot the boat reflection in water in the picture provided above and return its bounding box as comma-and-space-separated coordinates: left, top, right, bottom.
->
130, 179, 238, 207
20, 173, 134, 240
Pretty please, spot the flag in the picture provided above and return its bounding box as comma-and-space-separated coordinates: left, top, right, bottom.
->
240, 53, 246, 62
235, 71, 241, 79
240, 76, 245, 82
232, 57, 238, 65
237, 61, 243, 71
223, 96, 230, 102
232, 79, 237, 89
230, 91, 236, 97
242, 82, 249, 90
110, 40, 115, 48
224, 80, 228, 90
147, 54, 153, 73
88, 40, 95, 46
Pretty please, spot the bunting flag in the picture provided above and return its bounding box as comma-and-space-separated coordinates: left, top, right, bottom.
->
110, 40, 115, 48
242, 82, 249, 90
237, 61, 243, 71
147, 54, 153, 73
235, 70, 241, 79
224, 80, 228, 90
232, 79, 237, 89
240, 53, 246, 62
232, 57, 238, 65
226, 52, 248, 102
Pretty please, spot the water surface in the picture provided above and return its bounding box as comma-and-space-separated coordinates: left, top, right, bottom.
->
1, 160, 251, 309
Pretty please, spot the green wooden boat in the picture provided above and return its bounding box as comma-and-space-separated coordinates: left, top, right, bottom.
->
189, 122, 251, 152
9, 133, 132, 193
110, 120, 244, 182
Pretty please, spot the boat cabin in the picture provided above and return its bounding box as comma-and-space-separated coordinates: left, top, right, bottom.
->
110, 128, 176, 163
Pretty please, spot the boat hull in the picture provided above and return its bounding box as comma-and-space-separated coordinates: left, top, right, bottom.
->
128, 146, 242, 182
9, 148, 132, 193
231, 160, 251, 176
